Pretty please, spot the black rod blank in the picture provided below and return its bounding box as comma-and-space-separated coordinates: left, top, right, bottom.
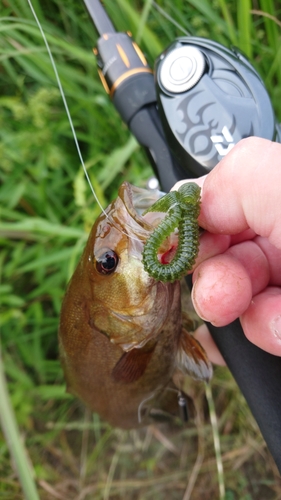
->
83, 0, 116, 36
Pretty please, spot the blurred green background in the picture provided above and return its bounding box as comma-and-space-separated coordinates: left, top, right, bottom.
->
1, 1, 281, 498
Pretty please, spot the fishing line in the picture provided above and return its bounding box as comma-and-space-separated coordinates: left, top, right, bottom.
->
26, 0, 107, 217
138, 390, 158, 423
26, 0, 145, 242
27, 0, 192, 250
151, 1, 190, 35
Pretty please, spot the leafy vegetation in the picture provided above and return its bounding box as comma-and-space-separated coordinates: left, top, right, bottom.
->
1, 0, 281, 498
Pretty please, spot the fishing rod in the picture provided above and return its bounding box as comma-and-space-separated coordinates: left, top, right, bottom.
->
83, 0, 281, 472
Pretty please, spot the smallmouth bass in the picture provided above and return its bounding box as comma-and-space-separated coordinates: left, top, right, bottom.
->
59, 182, 212, 429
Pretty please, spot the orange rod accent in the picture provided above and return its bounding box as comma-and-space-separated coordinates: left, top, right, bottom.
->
110, 68, 153, 96
97, 68, 110, 94
132, 42, 148, 66
116, 44, 130, 68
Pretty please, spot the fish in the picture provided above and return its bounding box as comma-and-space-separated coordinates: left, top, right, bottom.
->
58, 182, 212, 429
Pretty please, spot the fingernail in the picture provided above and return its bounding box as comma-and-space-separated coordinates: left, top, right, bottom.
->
270, 315, 281, 340
191, 281, 209, 322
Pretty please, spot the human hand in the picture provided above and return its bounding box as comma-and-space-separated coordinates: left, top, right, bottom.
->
173, 137, 281, 364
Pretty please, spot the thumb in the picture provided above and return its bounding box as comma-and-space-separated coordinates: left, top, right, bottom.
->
198, 137, 281, 249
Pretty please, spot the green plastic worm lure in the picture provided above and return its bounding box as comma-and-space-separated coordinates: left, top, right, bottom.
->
142, 182, 201, 283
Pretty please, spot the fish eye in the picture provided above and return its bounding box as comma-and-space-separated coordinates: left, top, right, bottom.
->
95, 250, 119, 275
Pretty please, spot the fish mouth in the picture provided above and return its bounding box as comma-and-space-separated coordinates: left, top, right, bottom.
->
123, 182, 166, 215
116, 182, 166, 237
116, 182, 179, 265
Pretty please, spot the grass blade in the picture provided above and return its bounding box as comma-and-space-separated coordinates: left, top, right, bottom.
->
237, 0, 252, 59
0, 351, 40, 500
136, 0, 154, 44
205, 383, 225, 500
217, 0, 238, 46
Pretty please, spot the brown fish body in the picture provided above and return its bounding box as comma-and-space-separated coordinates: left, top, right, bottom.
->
59, 183, 211, 429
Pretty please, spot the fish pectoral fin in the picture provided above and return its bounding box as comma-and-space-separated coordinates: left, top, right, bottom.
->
177, 329, 213, 383
111, 343, 156, 384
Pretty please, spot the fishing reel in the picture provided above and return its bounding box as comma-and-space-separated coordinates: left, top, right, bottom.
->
83, 0, 281, 472
155, 37, 281, 177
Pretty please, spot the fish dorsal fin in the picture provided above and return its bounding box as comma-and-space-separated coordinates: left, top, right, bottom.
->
111, 343, 156, 384
177, 329, 213, 383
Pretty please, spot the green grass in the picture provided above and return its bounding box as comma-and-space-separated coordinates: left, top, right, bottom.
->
1, 1, 281, 498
